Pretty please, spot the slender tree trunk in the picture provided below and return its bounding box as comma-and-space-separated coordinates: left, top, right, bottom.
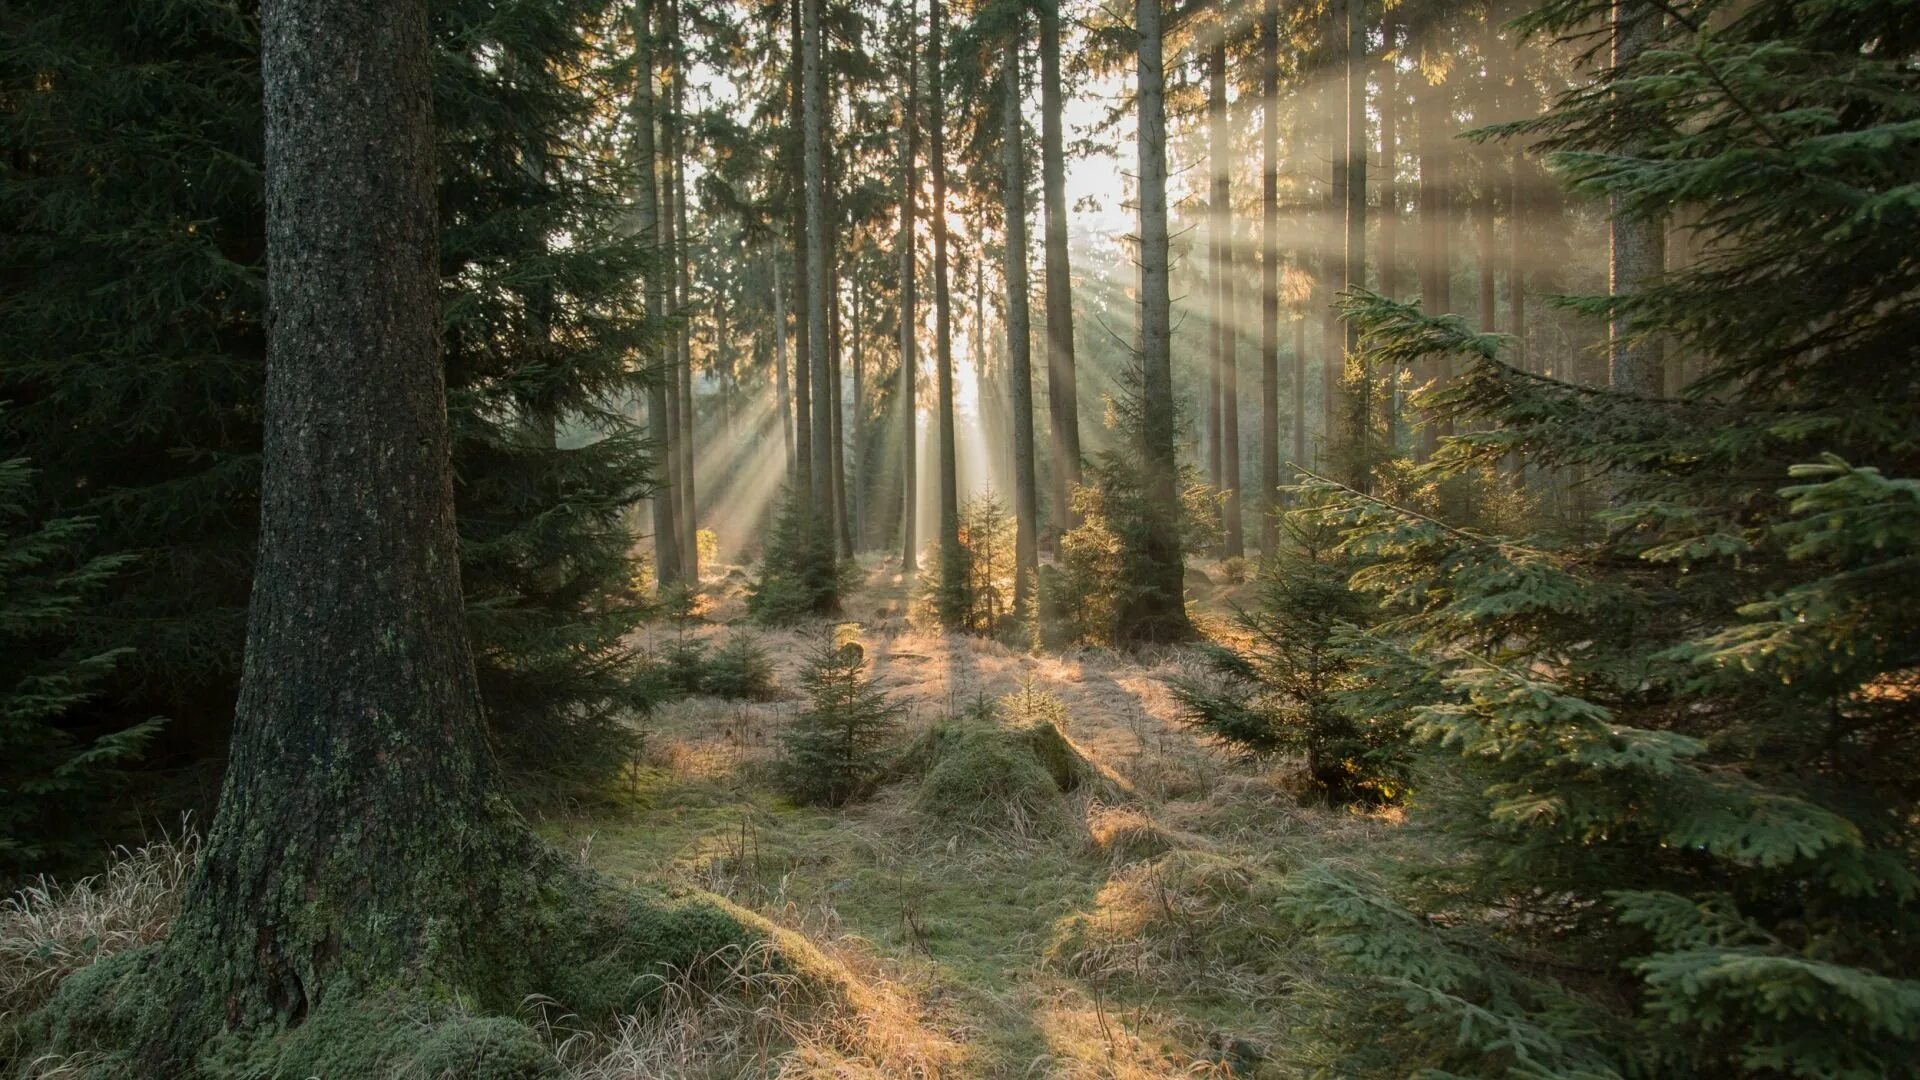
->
1290, 115, 1308, 472
1260, 0, 1280, 553
789, 0, 814, 497
1039, 0, 1080, 547
669, 0, 698, 576
1126, 0, 1189, 643
1379, 13, 1401, 455
1478, 158, 1497, 333
1209, 38, 1242, 557
1002, 34, 1039, 614
1344, 0, 1369, 491
635, 0, 681, 585
803, 0, 833, 514
773, 246, 795, 473
852, 274, 865, 545
1509, 151, 1528, 371
1206, 42, 1225, 506
1321, 76, 1344, 452
167, 0, 531, 1033
930, 0, 962, 622
1609, 0, 1664, 395
1416, 65, 1451, 459
899, 5, 919, 572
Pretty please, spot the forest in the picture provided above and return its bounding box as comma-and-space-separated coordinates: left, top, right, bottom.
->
2, 0, 1916, 1075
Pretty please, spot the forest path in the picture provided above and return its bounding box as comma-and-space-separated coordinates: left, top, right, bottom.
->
540, 557, 1395, 1078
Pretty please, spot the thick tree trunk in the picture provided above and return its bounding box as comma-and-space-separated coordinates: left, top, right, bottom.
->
899, 8, 919, 572
1209, 38, 1242, 558
1002, 34, 1039, 613
1609, 0, 1665, 396
1125, 0, 1189, 643
1260, 0, 1280, 554
1039, 0, 1080, 546
930, 0, 962, 622
167, 0, 530, 1032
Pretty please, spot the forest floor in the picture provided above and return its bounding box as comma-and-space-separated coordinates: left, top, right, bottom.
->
533, 558, 1408, 1079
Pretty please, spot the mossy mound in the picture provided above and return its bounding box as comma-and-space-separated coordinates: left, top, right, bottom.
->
13, 868, 855, 1078
1047, 849, 1295, 988
1084, 804, 1213, 864
902, 715, 1115, 840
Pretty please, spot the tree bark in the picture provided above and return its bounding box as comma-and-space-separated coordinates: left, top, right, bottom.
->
929, 0, 962, 622
789, 0, 814, 497
898, 3, 919, 572
635, 0, 681, 585
1125, 0, 1189, 642
1509, 151, 1528, 371
1415, 63, 1451, 459
1002, 33, 1039, 613
1039, 0, 1080, 546
803, 0, 834, 516
1343, 0, 1368, 491
668, 0, 698, 577
1260, 0, 1280, 554
1210, 37, 1243, 558
167, 0, 530, 1031
1608, 0, 1665, 396
774, 245, 795, 473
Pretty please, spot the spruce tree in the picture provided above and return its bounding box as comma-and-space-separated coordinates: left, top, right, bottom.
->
775, 629, 904, 807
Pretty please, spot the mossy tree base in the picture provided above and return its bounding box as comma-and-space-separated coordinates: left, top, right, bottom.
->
19, 859, 846, 1077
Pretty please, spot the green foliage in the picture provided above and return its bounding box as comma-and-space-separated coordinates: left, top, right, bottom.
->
641, 627, 778, 703
918, 490, 1019, 637
1041, 449, 1205, 648
1170, 501, 1403, 802
0, 455, 161, 879
0, 0, 659, 841
748, 491, 845, 625
774, 628, 902, 807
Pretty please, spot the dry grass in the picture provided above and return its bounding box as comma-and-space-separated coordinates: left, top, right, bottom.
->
0, 824, 196, 1024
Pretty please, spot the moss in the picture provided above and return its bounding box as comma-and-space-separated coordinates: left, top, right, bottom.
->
913, 723, 1070, 835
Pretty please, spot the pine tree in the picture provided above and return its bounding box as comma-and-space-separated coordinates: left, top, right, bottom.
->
775, 628, 904, 807
0, 452, 161, 879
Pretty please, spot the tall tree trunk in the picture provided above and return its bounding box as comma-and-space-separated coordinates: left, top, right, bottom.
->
1206, 40, 1225, 507
789, 0, 814, 497
1039, 0, 1080, 547
773, 245, 795, 473
1290, 115, 1308, 472
1321, 76, 1344, 452
1509, 150, 1528, 371
1415, 64, 1451, 459
802, 0, 833, 511
1379, 13, 1401, 455
930, 0, 962, 622
899, 4, 919, 572
1209, 37, 1243, 558
1478, 157, 1497, 332
168, 0, 530, 1030
1608, 0, 1664, 395
669, 0, 698, 577
1343, 0, 1369, 491
1126, 0, 1189, 643
1259, 0, 1280, 553
1002, 34, 1039, 613
636, 0, 681, 585
851, 274, 864, 546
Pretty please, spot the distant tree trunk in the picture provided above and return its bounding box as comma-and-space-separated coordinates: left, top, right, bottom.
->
1260, 0, 1280, 553
1125, 0, 1189, 643
898, 6, 919, 572
1002, 33, 1039, 613
802, 0, 833, 512
1321, 76, 1344, 452
1509, 151, 1528, 371
635, 0, 681, 585
773, 246, 795, 473
1039, 0, 1080, 546
1608, 0, 1664, 395
1206, 39, 1225, 507
930, 0, 962, 621
851, 276, 865, 545
1343, 0, 1369, 491
1415, 64, 1451, 459
1209, 37, 1243, 558
1379, 13, 1401, 456
789, 0, 814, 497
1478, 157, 1497, 333
166, 0, 532, 1030
669, 0, 698, 576
1290, 115, 1308, 472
